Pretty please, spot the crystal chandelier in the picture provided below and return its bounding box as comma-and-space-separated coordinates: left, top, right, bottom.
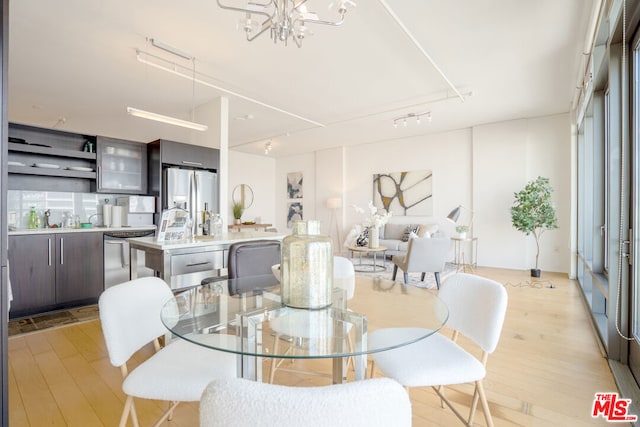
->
216, 0, 356, 47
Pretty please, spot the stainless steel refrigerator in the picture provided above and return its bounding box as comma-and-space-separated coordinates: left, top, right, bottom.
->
164, 167, 218, 236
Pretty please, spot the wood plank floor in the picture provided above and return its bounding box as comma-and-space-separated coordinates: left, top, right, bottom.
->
8, 267, 620, 426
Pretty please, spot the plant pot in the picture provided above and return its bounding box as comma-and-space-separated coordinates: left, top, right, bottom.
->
530, 268, 541, 278
234, 218, 241, 225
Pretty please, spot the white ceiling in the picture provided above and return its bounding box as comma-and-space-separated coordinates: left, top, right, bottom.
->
8, 0, 594, 158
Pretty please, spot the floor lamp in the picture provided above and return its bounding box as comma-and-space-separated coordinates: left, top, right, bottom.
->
327, 197, 342, 253
446, 204, 475, 235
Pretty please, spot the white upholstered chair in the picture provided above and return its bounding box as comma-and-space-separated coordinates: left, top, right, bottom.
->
369, 273, 508, 427
99, 277, 236, 427
391, 237, 451, 289
200, 377, 412, 427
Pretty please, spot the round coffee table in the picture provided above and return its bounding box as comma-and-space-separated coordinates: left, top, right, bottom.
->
348, 245, 388, 273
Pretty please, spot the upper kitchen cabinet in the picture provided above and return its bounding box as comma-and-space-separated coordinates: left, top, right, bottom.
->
7, 123, 97, 192
151, 139, 219, 171
96, 136, 147, 195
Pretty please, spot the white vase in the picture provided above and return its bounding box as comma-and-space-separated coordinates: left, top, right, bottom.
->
457, 232, 467, 240
369, 226, 380, 248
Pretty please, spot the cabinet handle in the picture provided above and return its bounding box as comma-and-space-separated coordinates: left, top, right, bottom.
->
186, 261, 211, 267
48, 238, 51, 266
60, 238, 64, 265
182, 160, 203, 166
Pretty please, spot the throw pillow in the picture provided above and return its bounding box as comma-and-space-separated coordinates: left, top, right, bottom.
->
355, 227, 369, 247
401, 225, 419, 242
418, 223, 439, 237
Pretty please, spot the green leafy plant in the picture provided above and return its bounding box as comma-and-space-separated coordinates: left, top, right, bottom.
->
232, 202, 244, 220
510, 176, 558, 271
455, 225, 469, 234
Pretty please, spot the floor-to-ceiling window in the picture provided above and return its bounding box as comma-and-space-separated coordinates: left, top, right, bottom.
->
575, 1, 640, 395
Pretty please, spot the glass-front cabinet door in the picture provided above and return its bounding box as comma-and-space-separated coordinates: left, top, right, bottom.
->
96, 136, 147, 194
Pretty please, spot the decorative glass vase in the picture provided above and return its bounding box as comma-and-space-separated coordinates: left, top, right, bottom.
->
281, 220, 334, 309
368, 226, 380, 248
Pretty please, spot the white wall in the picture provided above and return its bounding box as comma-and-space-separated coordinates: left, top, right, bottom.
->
472, 115, 571, 272
272, 113, 572, 273
228, 151, 276, 227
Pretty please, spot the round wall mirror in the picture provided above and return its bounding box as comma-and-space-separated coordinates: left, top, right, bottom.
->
232, 184, 254, 209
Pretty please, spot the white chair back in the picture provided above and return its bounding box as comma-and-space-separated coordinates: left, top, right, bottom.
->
200, 378, 412, 427
334, 256, 355, 300
99, 277, 173, 367
404, 237, 451, 272
439, 273, 508, 353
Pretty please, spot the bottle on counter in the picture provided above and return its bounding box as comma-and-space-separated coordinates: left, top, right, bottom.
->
28, 206, 38, 229
212, 213, 223, 236
202, 202, 211, 236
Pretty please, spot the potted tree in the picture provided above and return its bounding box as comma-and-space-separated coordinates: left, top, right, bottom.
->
232, 202, 244, 225
510, 176, 558, 277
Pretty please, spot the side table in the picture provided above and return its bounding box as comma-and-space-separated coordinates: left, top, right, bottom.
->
450, 237, 478, 272
348, 245, 387, 273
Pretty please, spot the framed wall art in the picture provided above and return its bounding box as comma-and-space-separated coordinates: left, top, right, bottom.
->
287, 171, 303, 199
373, 170, 433, 216
287, 202, 303, 227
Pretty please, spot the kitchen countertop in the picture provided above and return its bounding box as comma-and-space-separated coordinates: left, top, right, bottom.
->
9, 225, 156, 236
127, 231, 284, 250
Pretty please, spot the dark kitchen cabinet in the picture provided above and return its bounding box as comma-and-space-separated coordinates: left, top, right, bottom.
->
8, 234, 56, 314
8, 232, 104, 318
150, 139, 219, 171
96, 136, 147, 194
55, 232, 104, 304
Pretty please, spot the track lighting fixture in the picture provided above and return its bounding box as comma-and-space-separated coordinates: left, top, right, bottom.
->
393, 111, 431, 128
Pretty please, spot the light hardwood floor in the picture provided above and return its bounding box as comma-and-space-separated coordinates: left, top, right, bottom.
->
8, 267, 619, 426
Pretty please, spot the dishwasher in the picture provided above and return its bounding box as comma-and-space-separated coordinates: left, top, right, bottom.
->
104, 229, 156, 289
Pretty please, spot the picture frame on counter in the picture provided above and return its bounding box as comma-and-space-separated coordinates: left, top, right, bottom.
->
157, 208, 189, 242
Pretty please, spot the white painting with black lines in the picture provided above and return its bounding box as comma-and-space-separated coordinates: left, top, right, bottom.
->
287, 202, 303, 228
373, 170, 433, 216
287, 172, 303, 199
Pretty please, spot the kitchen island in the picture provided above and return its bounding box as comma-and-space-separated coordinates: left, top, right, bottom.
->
128, 231, 285, 290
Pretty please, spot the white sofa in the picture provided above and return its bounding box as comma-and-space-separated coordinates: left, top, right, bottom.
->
344, 216, 455, 257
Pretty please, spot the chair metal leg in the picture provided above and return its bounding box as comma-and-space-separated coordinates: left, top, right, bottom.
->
476, 380, 494, 427
269, 334, 281, 384
403, 272, 409, 284
152, 401, 180, 427
119, 395, 136, 427
392, 265, 398, 280
421, 272, 426, 281
435, 272, 441, 289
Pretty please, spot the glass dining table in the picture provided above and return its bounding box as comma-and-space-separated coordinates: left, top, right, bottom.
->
160, 274, 448, 383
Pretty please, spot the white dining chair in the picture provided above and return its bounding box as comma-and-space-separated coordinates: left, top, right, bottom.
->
200, 377, 412, 427
368, 273, 508, 427
99, 277, 236, 427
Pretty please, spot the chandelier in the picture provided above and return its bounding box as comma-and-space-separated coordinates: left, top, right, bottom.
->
216, 0, 357, 47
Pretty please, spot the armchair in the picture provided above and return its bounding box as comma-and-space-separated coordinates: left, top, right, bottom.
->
391, 237, 451, 289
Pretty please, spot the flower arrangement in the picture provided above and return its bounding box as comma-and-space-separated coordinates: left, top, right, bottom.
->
353, 201, 392, 229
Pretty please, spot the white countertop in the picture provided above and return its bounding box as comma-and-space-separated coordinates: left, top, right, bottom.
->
127, 231, 285, 250
9, 225, 156, 236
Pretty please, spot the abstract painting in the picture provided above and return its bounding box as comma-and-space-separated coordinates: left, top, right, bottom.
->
287, 202, 303, 228
373, 170, 433, 216
287, 172, 303, 199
